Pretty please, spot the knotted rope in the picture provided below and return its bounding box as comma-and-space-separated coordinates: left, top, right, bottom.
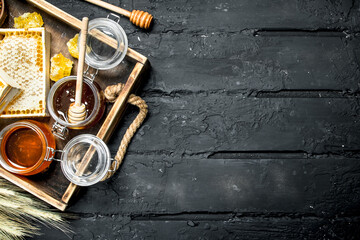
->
101, 83, 148, 180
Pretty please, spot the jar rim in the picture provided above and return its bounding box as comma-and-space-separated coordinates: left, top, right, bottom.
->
83, 18, 128, 70
0, 121, 48, 174
60, 134, 111, 186
47, 76, 100, 128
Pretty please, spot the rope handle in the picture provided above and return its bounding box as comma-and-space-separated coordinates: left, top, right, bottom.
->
101, 83, 148, 180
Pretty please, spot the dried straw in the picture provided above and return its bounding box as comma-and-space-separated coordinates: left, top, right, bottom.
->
0, 178, 72, 239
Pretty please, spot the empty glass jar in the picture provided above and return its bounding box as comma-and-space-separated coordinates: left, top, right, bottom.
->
59, 134, 114, 186
85, 15, 128, 70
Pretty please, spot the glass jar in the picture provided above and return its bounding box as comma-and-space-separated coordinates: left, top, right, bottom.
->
58, 134, 115, 186
0, 120, 56, 176
47, 14, 128, 139
47, 76, 105, 139
85, 14, 128, 70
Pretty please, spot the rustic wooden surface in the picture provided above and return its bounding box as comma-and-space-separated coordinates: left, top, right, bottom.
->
15, 0, 360, 239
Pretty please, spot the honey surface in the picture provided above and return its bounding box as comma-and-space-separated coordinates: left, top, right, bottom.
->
5, 128, 42, 168
54, 80, 95, 118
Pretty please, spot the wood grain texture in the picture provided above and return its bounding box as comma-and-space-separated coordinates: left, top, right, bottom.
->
39, 215, 360, 240
67, 156, 360, 215
128, 33, 360, 93
50, 0, 360, 32
0, 168, 67, 210
84, 0, 131, 17
0, 0, 6, 26
124, 97, 360, 155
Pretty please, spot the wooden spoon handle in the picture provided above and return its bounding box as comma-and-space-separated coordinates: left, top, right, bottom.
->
84, 0, 130, 17
75, 17, 89, 107
83, 0, 153, 29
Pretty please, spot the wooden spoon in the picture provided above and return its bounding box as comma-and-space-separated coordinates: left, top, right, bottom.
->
0, 0, 7, 27
83, 0, 153, 29
68, 17, 89, 123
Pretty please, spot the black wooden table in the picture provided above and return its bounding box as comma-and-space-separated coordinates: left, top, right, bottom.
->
34, 0, 360, 239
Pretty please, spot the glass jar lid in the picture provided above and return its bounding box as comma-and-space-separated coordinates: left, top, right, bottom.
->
60, 134, 111, 186
83, 17, 128, 70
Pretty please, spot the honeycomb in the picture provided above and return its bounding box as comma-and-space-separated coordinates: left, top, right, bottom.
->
67, 34, 79, 59
0, 29, 48, 117
50, 53, 73, 81
14, 12, 44, 29
0, 68, 21, 113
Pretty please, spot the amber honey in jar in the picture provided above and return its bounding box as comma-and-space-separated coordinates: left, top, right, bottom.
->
0, 120, 56, 175
47, 76, 105, 138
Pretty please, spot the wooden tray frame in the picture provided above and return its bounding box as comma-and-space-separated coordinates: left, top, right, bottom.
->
0, 0, 148, 211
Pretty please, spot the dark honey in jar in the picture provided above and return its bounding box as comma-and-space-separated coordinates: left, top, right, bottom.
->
47, 76, 105, 130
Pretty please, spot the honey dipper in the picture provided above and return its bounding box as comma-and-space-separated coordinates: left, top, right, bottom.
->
68, 17, 89, 123
83, 0, 153, 29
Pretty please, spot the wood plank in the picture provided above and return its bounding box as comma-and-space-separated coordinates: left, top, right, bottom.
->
50, 0, 360, 32
108, 96, 360, 155
36, 214, 360, 239
0, 168, 67, 210
129, 33, 360, 93
66, 156, 360, 217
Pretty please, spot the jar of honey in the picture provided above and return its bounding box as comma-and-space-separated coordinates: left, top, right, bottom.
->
47, 76, 105, 139
0, 120, 56, 176
47, 14, 128, 139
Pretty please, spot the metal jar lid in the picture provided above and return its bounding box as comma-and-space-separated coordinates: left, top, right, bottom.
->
83, 15, 128, 70
0, 120, 53, 175
60, 134, 113, 186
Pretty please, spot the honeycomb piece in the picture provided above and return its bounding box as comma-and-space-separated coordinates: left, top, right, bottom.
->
67, 34, 79, 59
0, 30, 46, 116
50, 53, 73, 82
14, 12, 44, 29
0, 69, 21, 113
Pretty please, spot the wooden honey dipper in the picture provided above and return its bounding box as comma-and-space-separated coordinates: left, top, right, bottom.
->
68, 17, 89, 123
83, 0, 153, 29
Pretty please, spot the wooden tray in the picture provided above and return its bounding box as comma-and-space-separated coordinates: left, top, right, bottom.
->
0, 0, 148, 211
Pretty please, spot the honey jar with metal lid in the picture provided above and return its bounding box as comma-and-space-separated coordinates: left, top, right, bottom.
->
0, 120, 56, 176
